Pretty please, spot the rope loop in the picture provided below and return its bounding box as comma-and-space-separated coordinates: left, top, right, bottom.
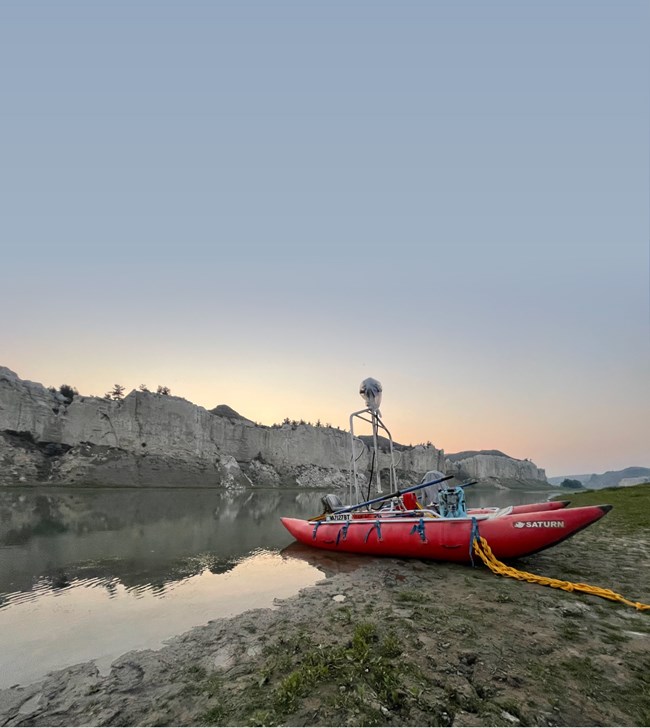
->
336, 520, 350, 545
365, 519, 382, 543
469, 517, 480, 567
409, 517, 427, 542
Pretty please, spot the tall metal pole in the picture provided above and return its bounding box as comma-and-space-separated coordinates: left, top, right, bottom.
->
349, 413, 360, 503
371, 411, 382, 494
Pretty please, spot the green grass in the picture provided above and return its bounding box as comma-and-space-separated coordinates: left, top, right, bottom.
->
197, 621, 416, 726
557, 620, 584, 642
561, 656, 603, 683
271, 622, 406, 715
553, 483, 650, 533
395, 589, 428, 603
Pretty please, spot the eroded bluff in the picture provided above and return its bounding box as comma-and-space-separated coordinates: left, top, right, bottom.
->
0, 367, 447, 488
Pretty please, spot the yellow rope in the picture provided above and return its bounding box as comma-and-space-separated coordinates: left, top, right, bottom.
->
473, 536, 650, 612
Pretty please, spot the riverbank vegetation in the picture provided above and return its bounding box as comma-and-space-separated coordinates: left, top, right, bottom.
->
554, 483, 650, 532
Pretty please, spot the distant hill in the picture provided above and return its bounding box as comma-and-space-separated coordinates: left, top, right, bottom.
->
549, 467, 650, 489
583, 467, 650, 489
446, 449, 513, 462
358, 435, 411, 453
210, 404, 254, 424
547, 473, 594, 486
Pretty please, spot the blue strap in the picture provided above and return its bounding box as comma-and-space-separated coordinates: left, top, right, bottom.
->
312, 520, 323, 540
336, 520, 350, 545
365, 519, 382, 543
469, 517, 480, 567
409, 517, 427, 542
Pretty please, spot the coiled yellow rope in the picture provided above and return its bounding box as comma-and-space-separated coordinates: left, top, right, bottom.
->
473, 535, 650, 611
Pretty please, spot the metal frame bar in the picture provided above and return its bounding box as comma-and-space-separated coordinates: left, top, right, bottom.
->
312, 514, 494, 524
349, 407, 398, 502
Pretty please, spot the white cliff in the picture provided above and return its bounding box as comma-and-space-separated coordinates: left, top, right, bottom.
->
619, 476, 649, 487
0, 367, 447, 488
444, 449, 547, 483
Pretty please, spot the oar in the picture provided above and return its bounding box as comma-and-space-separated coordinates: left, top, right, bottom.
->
333, 474, 454, 515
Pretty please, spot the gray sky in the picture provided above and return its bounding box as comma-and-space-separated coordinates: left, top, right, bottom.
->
1, 0, 648, 475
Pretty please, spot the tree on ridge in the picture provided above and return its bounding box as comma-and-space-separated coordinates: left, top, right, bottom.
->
104, 384, 125, 401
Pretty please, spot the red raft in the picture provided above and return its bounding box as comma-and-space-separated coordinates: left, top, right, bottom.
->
281, 504, 611, 563
337, 500, 570, 521
468, 500, 569, 516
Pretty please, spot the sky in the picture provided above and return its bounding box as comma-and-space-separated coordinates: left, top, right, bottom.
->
1, 0, 648, 477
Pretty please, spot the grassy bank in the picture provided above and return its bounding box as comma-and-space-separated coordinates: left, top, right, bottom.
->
554, 483, 650, 533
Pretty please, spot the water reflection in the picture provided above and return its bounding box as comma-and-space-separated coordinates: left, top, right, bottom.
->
280, 541, 383, 574
0, 487, 334, 687
0, 549, 324, 688
0, 487, 326, 602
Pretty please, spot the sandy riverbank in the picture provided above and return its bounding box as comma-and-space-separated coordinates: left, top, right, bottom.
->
1, 498, 649, 727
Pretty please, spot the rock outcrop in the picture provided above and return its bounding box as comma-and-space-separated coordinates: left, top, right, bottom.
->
618, 476, 649, 487
444, 450, 547, 485
0, 367, 447, 488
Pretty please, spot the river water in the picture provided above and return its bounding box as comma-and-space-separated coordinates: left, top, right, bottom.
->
0, 484, 558, 688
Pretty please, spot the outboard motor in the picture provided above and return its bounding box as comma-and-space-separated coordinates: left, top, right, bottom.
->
438, 485, 467, 518
321, 493, 344, 513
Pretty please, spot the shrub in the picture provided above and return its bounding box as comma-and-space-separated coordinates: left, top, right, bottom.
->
561, 478, 584, 489
59, 384, 78, 403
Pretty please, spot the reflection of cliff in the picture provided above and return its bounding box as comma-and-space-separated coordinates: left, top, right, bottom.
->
0, 488, 323, 599
0, 367, 447, 487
